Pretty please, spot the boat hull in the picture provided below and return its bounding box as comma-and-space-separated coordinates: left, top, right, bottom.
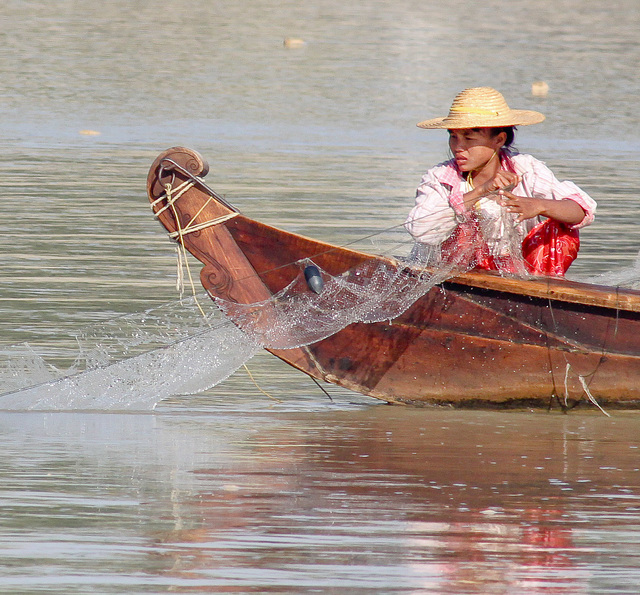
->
147, 147, 640, 409
295, 281, 640, 407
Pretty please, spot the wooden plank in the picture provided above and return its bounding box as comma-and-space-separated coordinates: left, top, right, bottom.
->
448, 269, 640, 313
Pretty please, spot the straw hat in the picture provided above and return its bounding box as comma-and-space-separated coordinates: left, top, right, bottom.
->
417, 87, 545, 129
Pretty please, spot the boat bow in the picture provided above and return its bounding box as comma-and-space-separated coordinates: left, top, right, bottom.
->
148, 147, 640, 409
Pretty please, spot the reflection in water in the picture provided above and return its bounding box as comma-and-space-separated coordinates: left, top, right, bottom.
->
1, 404, 639, 592
132, 407, 639, 593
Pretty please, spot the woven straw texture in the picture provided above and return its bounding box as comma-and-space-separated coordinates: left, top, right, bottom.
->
417, 87, 545, 129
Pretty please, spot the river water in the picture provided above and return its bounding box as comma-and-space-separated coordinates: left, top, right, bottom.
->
1, 0, 640, 592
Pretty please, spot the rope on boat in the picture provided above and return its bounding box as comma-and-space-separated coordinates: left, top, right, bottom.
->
160, 182, 203, 309
151, 180, 239, 239
167, 214, 238, 239
546, 293, 610, 416
156, 180, 278, 403
150, 179, 194, 216
563, 362, 610, 417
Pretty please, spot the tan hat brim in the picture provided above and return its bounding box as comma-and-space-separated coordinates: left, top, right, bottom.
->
417, 108, 545, 129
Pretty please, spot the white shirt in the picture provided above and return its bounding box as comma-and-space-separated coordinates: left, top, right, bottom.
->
405, 152, 597, 257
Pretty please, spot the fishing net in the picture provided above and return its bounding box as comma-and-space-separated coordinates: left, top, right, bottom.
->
0, 297, 260, 410
214, 206, 532, 350
582, 250, 640, 289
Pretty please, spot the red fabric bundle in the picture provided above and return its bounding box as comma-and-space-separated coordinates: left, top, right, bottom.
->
521, 218, 580, 276
441, 217, 580, 277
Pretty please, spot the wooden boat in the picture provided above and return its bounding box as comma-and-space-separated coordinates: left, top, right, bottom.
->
147, 147, 640, 410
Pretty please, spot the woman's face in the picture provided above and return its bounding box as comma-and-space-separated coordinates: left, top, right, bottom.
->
448, 128, 505, 172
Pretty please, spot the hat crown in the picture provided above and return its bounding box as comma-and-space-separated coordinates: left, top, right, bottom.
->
448, 87, 510, 118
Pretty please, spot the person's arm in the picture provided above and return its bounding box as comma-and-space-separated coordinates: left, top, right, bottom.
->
507, 154, 597, 227
405, 173, 458, 245
497, 191, 586, 224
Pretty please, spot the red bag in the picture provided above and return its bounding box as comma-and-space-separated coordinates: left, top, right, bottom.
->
522, 219, 580, 276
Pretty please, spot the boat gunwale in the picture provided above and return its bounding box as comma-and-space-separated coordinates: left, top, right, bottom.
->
443, 268, 640, 314
231, 216, 640, 315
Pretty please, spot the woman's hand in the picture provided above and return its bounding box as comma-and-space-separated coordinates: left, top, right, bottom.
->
462, 170, 521, 210
478, 170, 520, 196
496, 190, 586, 225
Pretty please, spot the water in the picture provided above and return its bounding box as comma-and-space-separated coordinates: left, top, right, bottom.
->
2, 407, 640, 593
1, 0, 640, 591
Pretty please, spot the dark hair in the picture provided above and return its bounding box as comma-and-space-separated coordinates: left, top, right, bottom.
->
467, 126, 517, 149
490, 126, 516, 149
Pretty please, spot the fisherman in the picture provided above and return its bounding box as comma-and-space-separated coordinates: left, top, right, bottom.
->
405, 87, 597, 276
